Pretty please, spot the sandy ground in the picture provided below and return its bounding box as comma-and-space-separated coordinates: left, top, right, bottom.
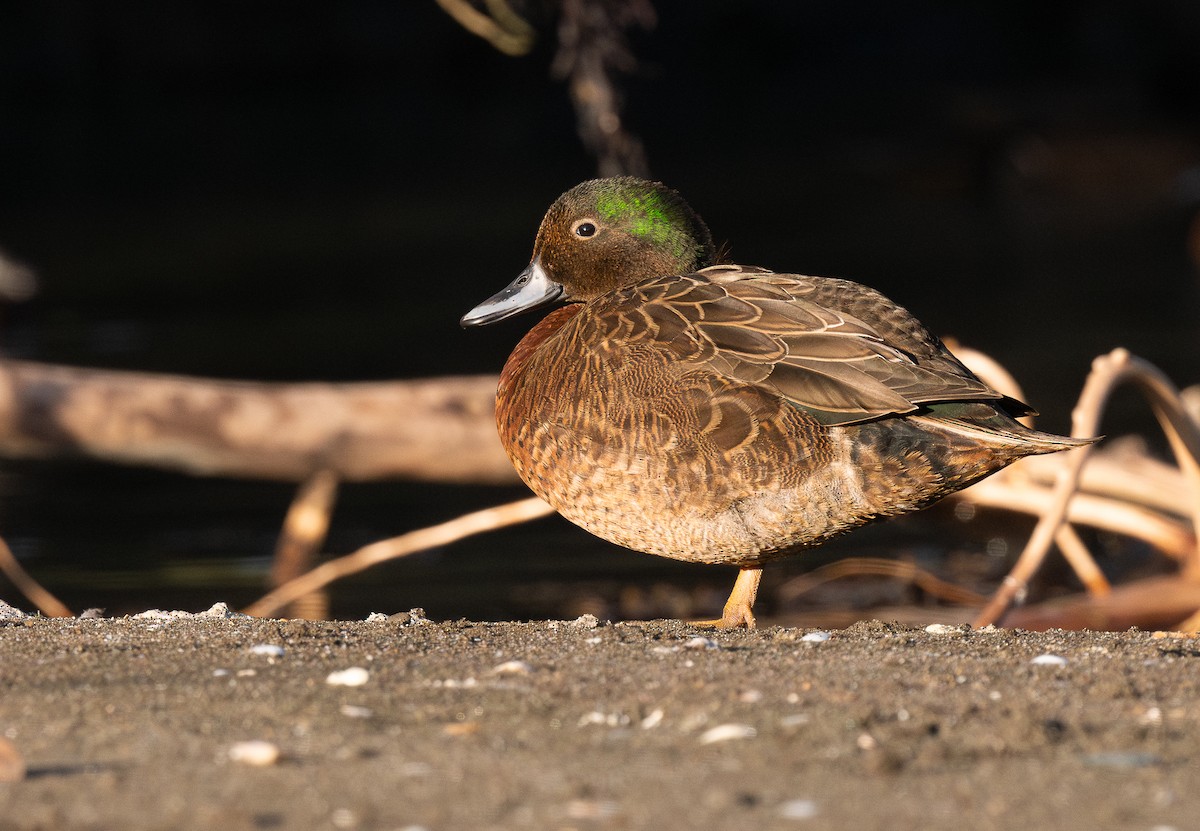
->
1, 602, 1197, 831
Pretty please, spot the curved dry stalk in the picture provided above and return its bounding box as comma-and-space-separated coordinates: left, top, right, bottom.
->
1055, 524, 1111, 596
552, 0, 655, 177
270, 469, 340, 620
962, 476, 1195, 560
1010, 446, 1192, 520
244, 496, 554, 618
1004, 574, 1200, 632
435, 0, 536, 56
777, 557, 988, 607
974, 349, 1200, 627
0, 534, 72, 617
1183, 385, 1200, 428
957, 344, 1107, 596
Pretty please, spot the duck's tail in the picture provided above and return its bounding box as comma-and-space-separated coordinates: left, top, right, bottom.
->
915, 401, 1098, 458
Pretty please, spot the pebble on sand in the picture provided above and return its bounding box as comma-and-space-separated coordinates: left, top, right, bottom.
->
227, 740, 281, 766
698, 723, 757, 744
132, 602, 243, 621
1030, 654, 1069, 666
248, 644, 285, 658
778, 798, 819, 820
492, 659, 533, 675
640, 709, 664, 730
326, 667, 371, 687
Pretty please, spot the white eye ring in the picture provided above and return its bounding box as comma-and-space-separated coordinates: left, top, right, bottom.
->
572, 219, 598, 238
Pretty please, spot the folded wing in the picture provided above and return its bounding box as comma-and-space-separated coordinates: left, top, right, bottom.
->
601, 265, 1013, 427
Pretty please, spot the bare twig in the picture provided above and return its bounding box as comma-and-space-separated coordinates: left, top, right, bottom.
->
962, 475, 1195, 560
974, 349, 1200, 627
552, 0, 655, 177
1055, 524, 1111, 596
270, 469, 340, 619
0, 534, 72, 617
243, 496, 554, 618
435, 0, 536, 55
1009, 444, 1193, 520
957, 343, 1113, 593
777, 557, 988, 607
1003, 575, 1200, 632
1182, 384, 1200, 428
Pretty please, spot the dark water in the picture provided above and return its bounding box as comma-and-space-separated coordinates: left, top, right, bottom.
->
1, 3, 1198, 619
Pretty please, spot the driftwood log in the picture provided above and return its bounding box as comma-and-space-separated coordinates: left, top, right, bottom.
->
0, 359, 517, 484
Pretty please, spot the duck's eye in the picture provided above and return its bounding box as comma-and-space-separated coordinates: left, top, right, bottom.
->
573, 220, 597, 238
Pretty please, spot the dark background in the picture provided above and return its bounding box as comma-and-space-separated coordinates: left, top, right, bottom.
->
1, 1, 1198, 620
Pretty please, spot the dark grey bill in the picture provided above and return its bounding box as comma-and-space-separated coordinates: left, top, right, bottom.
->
460, 259, 564, 327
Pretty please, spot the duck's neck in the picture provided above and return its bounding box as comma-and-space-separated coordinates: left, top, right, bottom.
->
498, 305, 582, 393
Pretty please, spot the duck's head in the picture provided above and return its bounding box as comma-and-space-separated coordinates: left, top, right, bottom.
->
461, 177, 716, 326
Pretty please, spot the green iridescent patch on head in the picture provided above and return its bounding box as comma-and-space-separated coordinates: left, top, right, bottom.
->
596, 190, 670, 238
592, 181, 700, 262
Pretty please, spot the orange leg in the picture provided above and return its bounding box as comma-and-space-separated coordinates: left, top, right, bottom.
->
692, 567, 762, 629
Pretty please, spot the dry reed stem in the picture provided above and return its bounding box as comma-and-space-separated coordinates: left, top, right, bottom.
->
956, 343, 1112, 594
435, 0, 535, 55
244, 496, 554, 618
1055, 524, 1111, 596
963, 476, 1195, 560
1013, 447, 1191, 519
0, 534, 72, 617
777, 557, 988, 607
973, 348, 1200, 627
1004, 574, 1200, 632
270, 469, 339, 620
552, 0, 655, 177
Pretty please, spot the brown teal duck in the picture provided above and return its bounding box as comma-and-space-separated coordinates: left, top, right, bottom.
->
461, 177, 1088, 628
